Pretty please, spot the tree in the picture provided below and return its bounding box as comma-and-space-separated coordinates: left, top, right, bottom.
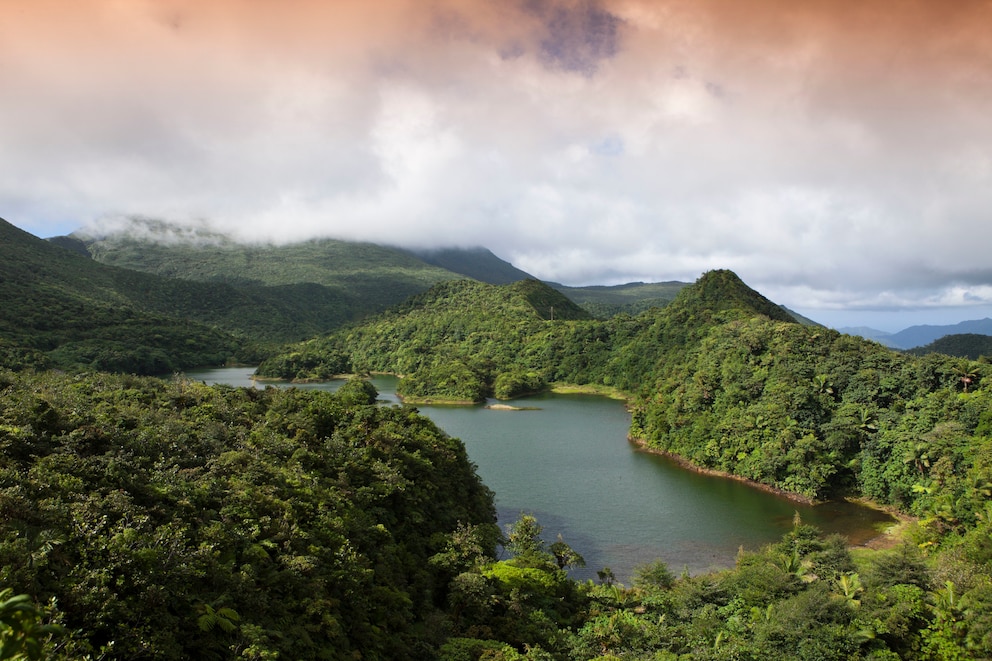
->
0, 589, 60, 660
550, 535, 586, 571
954, 361, 981, 393
504, 515, 551, 568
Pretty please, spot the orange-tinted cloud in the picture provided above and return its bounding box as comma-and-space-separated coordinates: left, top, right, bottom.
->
2, 0, 992, 325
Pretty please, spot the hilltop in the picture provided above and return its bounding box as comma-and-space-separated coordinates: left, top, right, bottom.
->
63, 217, 696, 319
257, 278, 591, 400
259, 270, 803, 404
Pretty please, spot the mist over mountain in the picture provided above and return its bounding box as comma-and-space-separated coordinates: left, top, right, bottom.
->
26, 216, 992, 345
57, 217, 696, 319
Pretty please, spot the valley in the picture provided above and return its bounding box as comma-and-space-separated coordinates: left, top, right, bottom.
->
3, 217, 992, 659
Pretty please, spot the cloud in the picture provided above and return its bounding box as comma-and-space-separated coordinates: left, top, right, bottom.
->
3, 0, 992, 325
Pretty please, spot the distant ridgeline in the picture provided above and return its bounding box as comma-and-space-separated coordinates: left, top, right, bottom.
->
877, 318, 992, 350
907, 333, 992, 360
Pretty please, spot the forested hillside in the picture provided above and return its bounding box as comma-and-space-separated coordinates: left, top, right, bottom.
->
908, 333, 992, 360
73, 218, 463, 320
549, 280, 688, 318
0, 219, 248, 373
6, 262, 992, 657
0, 370, 498, 659
257, 279, 593, 401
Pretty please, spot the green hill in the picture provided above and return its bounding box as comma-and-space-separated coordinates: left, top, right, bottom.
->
907, 332, 992, 359
550, 280, 688, 317
73, 218, 464, 316
257, 278, 593, 399
0, 218, 254, 373
0, 218, 375, 370
665, 269, 795, 323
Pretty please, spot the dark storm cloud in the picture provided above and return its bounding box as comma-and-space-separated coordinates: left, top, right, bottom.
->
524, 0, 622, 74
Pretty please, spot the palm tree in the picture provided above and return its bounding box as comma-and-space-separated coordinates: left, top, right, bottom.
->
953, 361, 981, 393
905, 442, 932, 475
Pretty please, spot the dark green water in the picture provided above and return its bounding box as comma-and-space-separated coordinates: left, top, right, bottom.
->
186, 367, 895, 582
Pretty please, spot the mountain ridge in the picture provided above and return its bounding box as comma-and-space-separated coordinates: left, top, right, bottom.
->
841, 318, 992, 350
57, 217, 697, 318
33, 218, 992, 343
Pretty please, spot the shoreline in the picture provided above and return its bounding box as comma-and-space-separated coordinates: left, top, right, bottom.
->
211, 367, 912, 551
550, 382, 627, 400
627, 435, 912, 548
627, 435, 818, 505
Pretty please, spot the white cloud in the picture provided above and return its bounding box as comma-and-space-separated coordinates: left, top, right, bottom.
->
3, 0, 992, 328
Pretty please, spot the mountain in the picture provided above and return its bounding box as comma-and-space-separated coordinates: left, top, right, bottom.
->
837, 326, 897, 347
3, 217, 420, 370
72, 218, 461, 315
408, 246, 536, 284
665, 269, 796, 325
0, 218, 245, 372
890, 318, 992, 349
841, 319, 992, 350
68, 217, 707, 323
549, 280, 687, 317
907, 333, 992, 359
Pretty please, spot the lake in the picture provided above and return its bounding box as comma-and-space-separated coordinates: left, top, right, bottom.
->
185, 367, 896, 582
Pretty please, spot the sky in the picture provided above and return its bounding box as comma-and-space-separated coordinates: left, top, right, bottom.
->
2, 0, 992, 332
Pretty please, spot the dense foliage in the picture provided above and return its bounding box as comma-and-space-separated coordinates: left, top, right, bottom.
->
0, 370, 496, 659
549, 281, 687, 319
5, 369, 992, 658
431, 513, 992, 660
256, 279, 592, 401
909, 333, 992, 360
7, 239, 992, 658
